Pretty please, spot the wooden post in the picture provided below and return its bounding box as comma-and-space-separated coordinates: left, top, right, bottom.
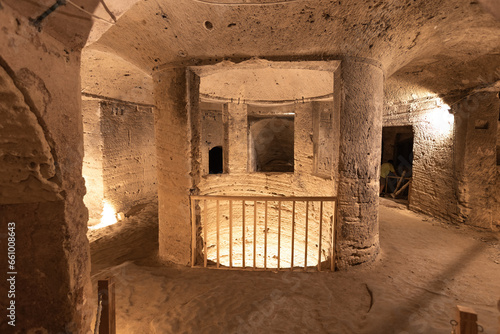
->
253, 201, 257, 269
264, 201, 268, 270
204, 200, 207, 267
496, 297, 500, 334
242, 200, 245, 269
331, 200, 338, 271
456, 305, 478, 334
277, 201, 281, 270
317, 201, 323, 271
216, 200, 220, 268
291, 201, 295, 271
304, 201, 309, 271
98, 278, 116, 334
229, 200, 233, 268
408, 179, 412, 204
190, 198, 196, 268
392, 180, 411, 199
392, 170, 407, 195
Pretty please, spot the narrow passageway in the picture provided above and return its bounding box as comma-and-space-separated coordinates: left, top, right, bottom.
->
89, 198, 500, 334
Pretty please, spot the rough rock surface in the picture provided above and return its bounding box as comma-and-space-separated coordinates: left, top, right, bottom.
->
0, 4, 92, 333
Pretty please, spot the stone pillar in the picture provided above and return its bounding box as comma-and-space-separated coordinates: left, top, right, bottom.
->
454, 92, 499, 229
226, 103, 248, 173
336, 60, 384, 269
154, 68, 199, 265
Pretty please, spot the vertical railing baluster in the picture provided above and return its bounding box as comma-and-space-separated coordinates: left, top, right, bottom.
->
291, 200, 295, 271
318, 201, 323, 271
242, 200, 246, 269
191, 198, 196, 268
304, 201, 309, 271
216, 200, 220, 268
331, 200, 337, 271
192, 196, 335, 271
264, 201, 268, 270
97, 278, 115, 334
204, 199, 207, 268
253, 201, 257, 269
229, 200, 233, 268
278, 201, 281, 270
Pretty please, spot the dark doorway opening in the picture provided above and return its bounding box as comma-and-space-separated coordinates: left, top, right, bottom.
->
209, 146, 223, 174
381, 126, 414, 200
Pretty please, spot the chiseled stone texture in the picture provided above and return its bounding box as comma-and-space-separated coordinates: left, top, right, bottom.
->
82, 99, 104, 221
336, 60, 384, 269
100, 101, 157, 214
0, 64, 61, 204
454, 92, 499, 229
384, 92, 500, 230
0, 4, 92, 333
154, 68, 193, 265
81, 49, 156, 223
0, 202, 89, 334
385, 96, 460, 224
81, 48, 154, 106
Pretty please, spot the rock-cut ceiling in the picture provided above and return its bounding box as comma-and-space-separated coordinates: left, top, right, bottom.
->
3, 0, 500, 99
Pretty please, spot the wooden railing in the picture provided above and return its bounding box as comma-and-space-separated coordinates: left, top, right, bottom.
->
385, 175, 412, 199
190, 195, 337, 271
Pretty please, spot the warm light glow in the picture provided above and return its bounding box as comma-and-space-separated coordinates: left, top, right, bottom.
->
202, 201, 333, 269
426, 100, 454, 138
89, 201, 118, 230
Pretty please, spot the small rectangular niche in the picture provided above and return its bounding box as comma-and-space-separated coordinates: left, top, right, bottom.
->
201, 102, 227, 175
475, 119, 489, 130
247, 105, 295, 173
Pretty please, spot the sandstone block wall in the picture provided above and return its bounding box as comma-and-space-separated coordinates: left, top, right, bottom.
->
384, 94, 500, 229
101, 101, 157, 214
454, 93, 499, 229
82, 99, 157, 223
81, 49, 157, 224
385, 97, 458, 222
82, 99, 104, 221
0, 4, 92, 332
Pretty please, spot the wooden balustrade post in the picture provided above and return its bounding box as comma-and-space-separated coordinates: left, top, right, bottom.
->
98, 278, 116, 334
456, 305, 478, 334
496, 297, 500, 334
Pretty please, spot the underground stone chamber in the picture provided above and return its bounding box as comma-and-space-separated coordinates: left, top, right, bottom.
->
152, 59, 384, 269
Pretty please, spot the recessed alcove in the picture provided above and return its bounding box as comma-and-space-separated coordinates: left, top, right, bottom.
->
189, 60, 340, 269
248, 114, 295, 173
209, 146, 224, 174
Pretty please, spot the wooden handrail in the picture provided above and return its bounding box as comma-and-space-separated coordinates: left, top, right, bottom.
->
190, 195, 337, 271
190, 195, 337, 201
385, 176, 412, 180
